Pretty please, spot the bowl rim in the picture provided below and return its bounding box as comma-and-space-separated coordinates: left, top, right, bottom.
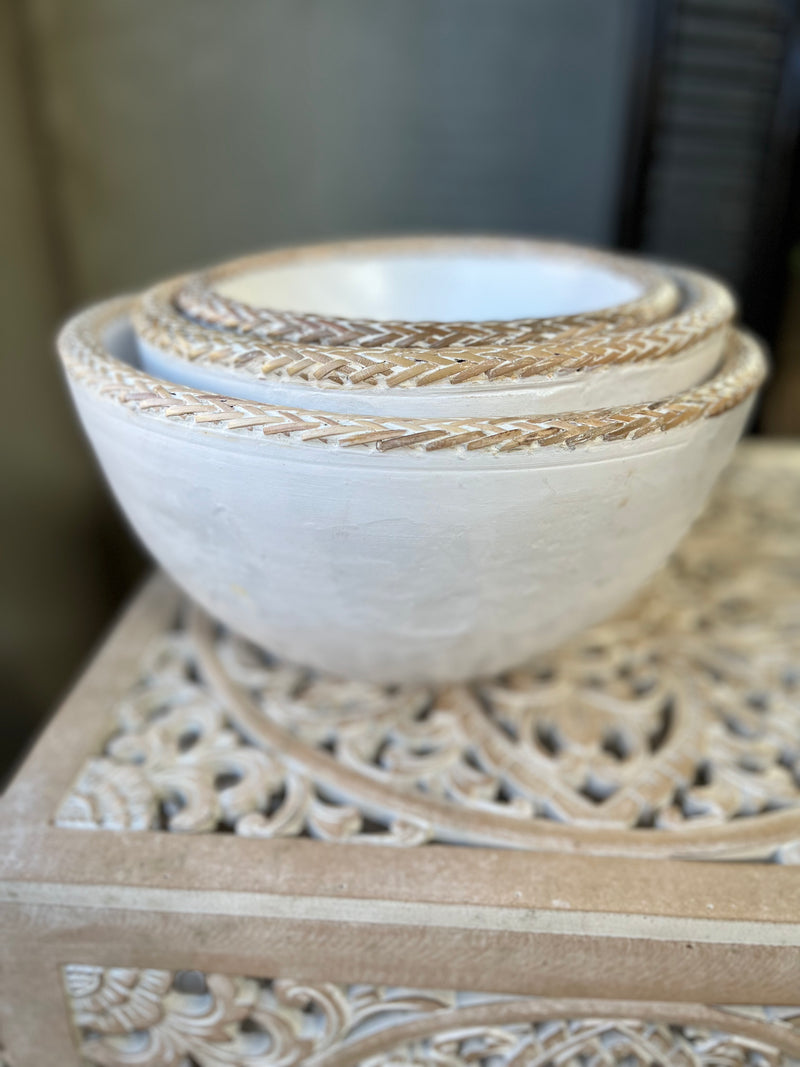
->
173, 236, 682, 347
60, 297, 767, 455
134, 265, 735, 395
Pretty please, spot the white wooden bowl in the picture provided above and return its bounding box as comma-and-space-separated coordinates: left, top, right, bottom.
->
59, 298, 766, 685
175, 236, 681, 341
134, 265, 734, 418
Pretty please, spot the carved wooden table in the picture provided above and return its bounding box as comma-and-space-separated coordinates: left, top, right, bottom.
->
1, 440, 799, 1066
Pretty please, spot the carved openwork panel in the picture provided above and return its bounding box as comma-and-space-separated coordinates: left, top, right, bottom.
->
56, 453, 800, 859
63, 965, 800, 1067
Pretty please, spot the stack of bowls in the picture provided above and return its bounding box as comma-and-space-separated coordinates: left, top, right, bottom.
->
58, 237, 767, 684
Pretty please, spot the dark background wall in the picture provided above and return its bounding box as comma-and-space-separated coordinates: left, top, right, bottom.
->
2, 0, 798, 779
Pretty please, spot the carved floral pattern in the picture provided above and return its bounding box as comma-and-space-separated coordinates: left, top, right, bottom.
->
371, 1018, 800, 1067
56, 454, 800, 859
63, 966, 800, 1067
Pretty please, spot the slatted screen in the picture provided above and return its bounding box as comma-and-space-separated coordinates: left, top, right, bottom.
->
637, 0, 792, 289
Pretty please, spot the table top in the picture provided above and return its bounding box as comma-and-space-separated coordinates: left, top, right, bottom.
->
1, 439, 799, 1009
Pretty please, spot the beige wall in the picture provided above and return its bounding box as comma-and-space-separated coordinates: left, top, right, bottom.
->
1, 0, 140, 770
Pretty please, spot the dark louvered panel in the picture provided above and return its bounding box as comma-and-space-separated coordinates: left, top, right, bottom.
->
638, 0, 792, 289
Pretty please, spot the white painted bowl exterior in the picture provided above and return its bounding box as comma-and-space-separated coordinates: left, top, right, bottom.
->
68, 317, 754, 685
136, 329, 725, 418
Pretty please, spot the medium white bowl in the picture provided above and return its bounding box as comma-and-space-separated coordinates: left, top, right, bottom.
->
134, 266, 733, 418
60, 298, 766, 685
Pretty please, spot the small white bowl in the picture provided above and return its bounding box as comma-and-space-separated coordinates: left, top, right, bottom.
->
60, 297, 766, 685
134, 267, 733, 418
175, 236, 681, 342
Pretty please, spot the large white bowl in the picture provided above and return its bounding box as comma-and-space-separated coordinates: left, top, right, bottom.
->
60, 298, 766, 685
134, 266, 733, 418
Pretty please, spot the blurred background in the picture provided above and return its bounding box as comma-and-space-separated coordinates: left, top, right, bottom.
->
2, 0, 799, 779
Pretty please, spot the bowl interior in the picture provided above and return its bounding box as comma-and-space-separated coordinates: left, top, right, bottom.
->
211, 247, 645, 323
105, 315, 141, 367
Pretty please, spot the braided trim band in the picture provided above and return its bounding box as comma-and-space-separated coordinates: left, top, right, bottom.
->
60, 299, 766, 455
135, 268, 734, 391
174, 237, 682, 348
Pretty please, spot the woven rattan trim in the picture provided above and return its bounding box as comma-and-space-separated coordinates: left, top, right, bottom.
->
61, 299, 766, 454
173, 237, 684, 348
135, 269, 734, 391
